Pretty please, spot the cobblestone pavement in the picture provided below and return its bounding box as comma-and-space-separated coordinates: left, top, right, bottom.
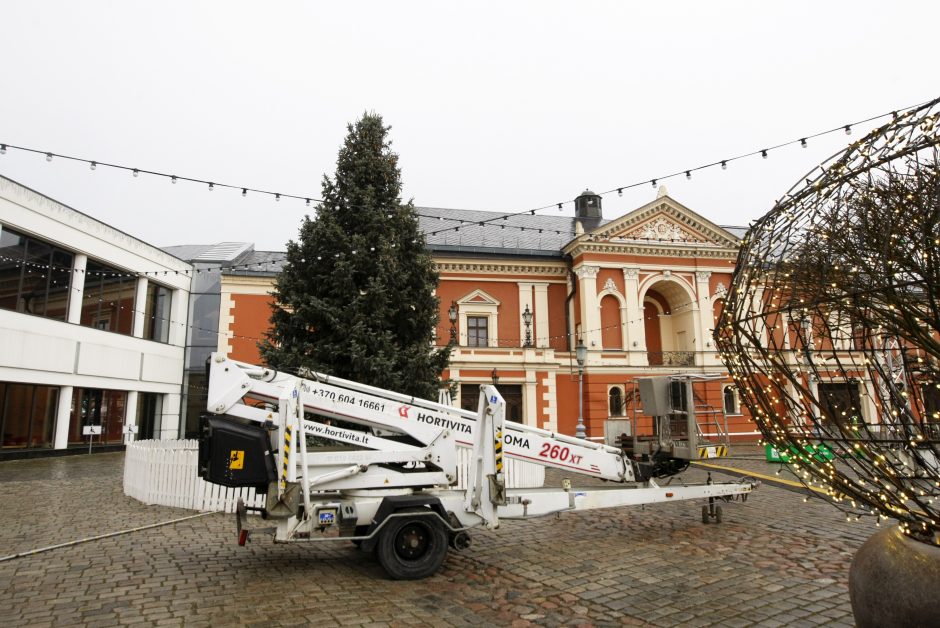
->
0, 447, 873, 627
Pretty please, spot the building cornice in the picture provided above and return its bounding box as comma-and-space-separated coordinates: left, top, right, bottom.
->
568, 241, 739, 259
435, 260, 567, 276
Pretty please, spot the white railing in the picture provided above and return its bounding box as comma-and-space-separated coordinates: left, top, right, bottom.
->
124, 439, 544, 512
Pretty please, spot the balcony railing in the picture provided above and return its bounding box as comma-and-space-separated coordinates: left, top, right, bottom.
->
647, 351, 695, 366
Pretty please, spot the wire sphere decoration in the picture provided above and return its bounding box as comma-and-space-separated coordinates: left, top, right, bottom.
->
716, 96, 940, 545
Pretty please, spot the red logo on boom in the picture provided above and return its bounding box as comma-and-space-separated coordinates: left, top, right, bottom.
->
398, 405, 411, 418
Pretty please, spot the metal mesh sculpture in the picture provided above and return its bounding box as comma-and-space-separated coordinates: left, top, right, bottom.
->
716, 97, 940, 544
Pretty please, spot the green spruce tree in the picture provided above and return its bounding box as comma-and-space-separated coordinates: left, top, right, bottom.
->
260, 113, 449, 400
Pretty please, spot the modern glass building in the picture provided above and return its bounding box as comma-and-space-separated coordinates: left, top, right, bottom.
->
0, 175, 191, 454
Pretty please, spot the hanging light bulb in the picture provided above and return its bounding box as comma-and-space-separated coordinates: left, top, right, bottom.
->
800, 138, 807, 148
685, 170, 691, 180
844, 125, 852, 135
617, 188, 623, 196
305, 198, 310, 206
557, 203, 563, 210
761, 149, 768, 159
90, 161, 97, 171
721, 160, 727, 170
46, 152, 53, 162
171, 176, 177, 184
133, 169, 140, 177
208, 182, 214, 191
275, 193, 281, 202
242, 188, 247, 197
0, 144, 6, 155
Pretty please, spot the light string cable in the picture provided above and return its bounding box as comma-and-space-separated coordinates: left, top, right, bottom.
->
1, 97, 932, 242
4, 253, 732, 349
419, 97, 938, 238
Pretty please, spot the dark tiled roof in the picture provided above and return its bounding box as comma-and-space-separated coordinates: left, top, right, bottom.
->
165, 210, 742, 278
719, 225, 748, 239
161, 243, 282, 276
226, 250, 286, 276
417, 207, 608, 258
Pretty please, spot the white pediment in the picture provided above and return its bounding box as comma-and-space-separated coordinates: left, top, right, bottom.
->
590, 195, 741, 248
458, 289, 501, 306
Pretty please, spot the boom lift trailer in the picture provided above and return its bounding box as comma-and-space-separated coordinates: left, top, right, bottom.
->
198, 354, 757, 579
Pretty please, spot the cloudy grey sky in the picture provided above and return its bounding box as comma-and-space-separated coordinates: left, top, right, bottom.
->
1, 1, 937, 251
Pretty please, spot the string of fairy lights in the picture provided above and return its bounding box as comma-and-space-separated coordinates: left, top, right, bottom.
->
715, 95, 940, 542
0, 97, 932, 247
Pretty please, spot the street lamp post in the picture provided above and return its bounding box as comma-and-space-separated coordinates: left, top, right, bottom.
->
522, 305, 533, 347
575, 339, 587, 439
448, 301, 459, 343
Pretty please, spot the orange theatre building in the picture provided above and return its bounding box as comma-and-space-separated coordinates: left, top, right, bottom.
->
199, 188, 757, 445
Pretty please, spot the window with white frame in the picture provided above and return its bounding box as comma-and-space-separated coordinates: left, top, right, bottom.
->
723, 384, 740, 415
467, 316, 488, 347
608, 386, 625, 417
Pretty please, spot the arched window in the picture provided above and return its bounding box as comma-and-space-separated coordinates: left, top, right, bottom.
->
609, 386, 624, 417
723, 385, 739, 415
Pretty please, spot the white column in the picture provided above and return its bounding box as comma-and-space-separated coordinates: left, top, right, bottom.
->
125, 390, 139, 443
163, 393, 182, 439
54, 385, 73, 450
132, 277, 148, 338
517, 282, 534, 347
695, 271, 712, 366
168, 288, 188, 347
534, 283, 549, 348
67, 254, 87, 324
623, 268, 645, 366
575, 265, 600, 348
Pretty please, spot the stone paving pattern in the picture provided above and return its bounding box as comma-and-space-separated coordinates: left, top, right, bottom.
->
0, 448, 873, 626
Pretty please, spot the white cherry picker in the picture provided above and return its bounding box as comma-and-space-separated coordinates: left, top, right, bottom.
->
198, 353, 757, 579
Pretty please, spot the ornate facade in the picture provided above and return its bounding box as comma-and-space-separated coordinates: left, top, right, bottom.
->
214, 188, 758, 444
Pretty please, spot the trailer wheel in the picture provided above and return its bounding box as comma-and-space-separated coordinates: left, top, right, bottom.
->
376, 510, 448, 580
714, 505, 723, 524
701, 505, 710, 524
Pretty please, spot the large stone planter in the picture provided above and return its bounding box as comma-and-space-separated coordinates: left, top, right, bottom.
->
849, 525, 940, 627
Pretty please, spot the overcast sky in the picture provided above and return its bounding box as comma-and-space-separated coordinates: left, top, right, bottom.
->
1, 2, 937, 252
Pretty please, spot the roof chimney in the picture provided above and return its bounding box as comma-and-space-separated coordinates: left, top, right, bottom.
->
575, 189, 602, 219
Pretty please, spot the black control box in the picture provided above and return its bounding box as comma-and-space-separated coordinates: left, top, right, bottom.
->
198, 415, 276, 492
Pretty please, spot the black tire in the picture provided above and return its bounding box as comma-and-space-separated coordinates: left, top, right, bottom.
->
715, 505, 723, 524
702, 505, 710, 524
376, 510, 448, 580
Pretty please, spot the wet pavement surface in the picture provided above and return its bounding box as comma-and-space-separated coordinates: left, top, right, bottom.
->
0, 446, 871, 626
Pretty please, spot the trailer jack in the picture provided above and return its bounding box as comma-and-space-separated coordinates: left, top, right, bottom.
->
236, 498, 275, 546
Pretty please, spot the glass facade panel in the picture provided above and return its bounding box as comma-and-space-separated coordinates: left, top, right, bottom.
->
143, 283, 171, 343
137, 392, 163, 440
0, 226, 73, 321
182, 371, 207, 439
2, 384, 31, 447
81, 261, 136, 335
69, 388, 127, 445
47, 249, 73, 320
0, 382, 58, 448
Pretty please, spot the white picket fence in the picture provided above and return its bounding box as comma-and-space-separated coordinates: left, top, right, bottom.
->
123, 439, 544, 513
123, 439, 265, 513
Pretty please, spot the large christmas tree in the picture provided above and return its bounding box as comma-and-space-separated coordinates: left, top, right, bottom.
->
260, 113, 449, 400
